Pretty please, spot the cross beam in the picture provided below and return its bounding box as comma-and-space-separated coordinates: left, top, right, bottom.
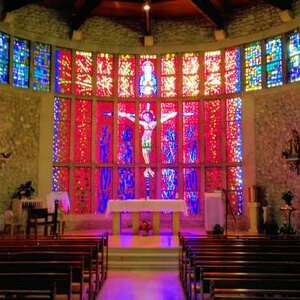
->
263, 0, 292, 10
191, 0, 225, 28
71, 0, 102, 31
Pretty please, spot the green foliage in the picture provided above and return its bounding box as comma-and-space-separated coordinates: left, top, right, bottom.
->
282, 190, 294, 205
12, 181, 35, 199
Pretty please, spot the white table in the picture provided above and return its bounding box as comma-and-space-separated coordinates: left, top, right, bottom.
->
106, 200, 187, 235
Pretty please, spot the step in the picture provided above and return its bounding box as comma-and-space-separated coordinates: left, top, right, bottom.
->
108, 247, 180, 254
108, 260, 179, 271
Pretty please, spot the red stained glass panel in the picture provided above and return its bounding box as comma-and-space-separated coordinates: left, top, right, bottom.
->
96, 53, 113, 97
72, 168, 92, 214
74, 100, 92, 163
204, 100, 222, 163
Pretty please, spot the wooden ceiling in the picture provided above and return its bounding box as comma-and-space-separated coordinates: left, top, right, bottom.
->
1, 0, 293, 33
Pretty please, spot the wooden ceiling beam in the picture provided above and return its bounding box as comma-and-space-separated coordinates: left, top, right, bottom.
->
71, 0, 102, 30
3, 0, 39, 13
263, 0, 292, 11
191, 0, 225, 28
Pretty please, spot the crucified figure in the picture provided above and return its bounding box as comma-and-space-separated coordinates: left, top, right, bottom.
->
119, 104, 177, 178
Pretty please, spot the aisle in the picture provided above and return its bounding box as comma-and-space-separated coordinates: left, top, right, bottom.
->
97, 271, 185, 300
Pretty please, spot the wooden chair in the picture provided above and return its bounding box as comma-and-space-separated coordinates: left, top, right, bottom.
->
26, 208, 54, 237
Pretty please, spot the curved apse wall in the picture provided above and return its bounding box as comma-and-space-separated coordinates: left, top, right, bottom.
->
1, 3, 300, 224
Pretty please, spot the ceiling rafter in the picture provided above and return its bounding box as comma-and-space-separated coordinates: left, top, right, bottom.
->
71, 0, 102, 30
3, 0, 39, 13
263, 0, 292, 11
190, 0, 225, 28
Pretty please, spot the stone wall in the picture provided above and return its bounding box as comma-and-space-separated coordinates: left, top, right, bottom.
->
0, 87, 41, 215
1, 1, 299, 49
255, 84, 300, 232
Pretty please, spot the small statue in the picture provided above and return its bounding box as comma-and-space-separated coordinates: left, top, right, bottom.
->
282, 129, 300, 159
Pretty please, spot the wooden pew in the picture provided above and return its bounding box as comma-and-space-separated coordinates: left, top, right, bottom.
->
209, 278, 300, 300
0, 270, 72, 300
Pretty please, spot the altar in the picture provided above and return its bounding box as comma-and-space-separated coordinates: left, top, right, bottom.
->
106, 200, 187, 235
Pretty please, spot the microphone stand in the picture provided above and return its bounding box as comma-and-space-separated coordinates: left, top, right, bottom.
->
223, 189, 237, 238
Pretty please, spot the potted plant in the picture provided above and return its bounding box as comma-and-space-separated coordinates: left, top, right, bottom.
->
281, 191, 294, 206
212, 224, 224, 236
12, 181, 35, 200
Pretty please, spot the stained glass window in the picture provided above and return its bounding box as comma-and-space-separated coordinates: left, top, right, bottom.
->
118, 168, 135, 199
161, 54, 177, 97
52, 167, 69, 192
204, 50, 222, 95
161, 102, 178, 164
13, 38, 30, 88
75, 51, 93, 96
52, 97, 71, 163
50, 51, 246, 215
225, 48, 241, 93
73, 168, 92, 213
96, 102, 114, 163
33, 43, 51, 92
139, 55, 157, 97
96, 53, 113, 96
245, 42, 262, 91
118, 55, 135, 98
183, 102, 200, 163
227, 166, 244, 215
95, 168, 112, 213
182, 53, 200, 97
0, 32, 9, 84
55, 48, 72, 94
266, 37, 283, 87
184, 168, 200, 214
118, 102, 135, 164
204, 100, 222, 163
161, 168, 178, 199
287, 30, 300, 82
205, 168, 223, 192
226, 98, 242, 163
74, 100, 92, 163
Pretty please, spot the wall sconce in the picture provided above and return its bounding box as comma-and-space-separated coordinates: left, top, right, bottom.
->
0, 152, 12, 169
282, 129, 300, 174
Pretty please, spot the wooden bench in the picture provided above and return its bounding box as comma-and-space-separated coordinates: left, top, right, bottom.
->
210, 278, 300, 300
0, 271, 72, 300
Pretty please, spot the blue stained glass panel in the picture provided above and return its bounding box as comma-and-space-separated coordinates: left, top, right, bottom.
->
266, 37, 283, 87
33, 43, 51, 91
13, 38, 30, 88
0, 32, 9, 84
184, 168, 200, 214
118, 168, 135, 200
96, 168, 112, 213
287, 30, 300, 82
161, 168, 178, 199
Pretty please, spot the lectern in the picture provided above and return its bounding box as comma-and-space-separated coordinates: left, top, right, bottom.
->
204, 191, 225, 232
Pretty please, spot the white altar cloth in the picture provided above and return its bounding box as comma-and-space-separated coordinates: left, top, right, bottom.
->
106, 199, 188, 215
46, 192, 70, 213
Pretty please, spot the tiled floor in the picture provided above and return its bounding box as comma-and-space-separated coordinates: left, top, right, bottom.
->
97, 271, 185, 300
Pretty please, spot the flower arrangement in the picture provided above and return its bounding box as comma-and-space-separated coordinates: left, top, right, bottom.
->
139, 220, 152, 235
12, 181, 35, 199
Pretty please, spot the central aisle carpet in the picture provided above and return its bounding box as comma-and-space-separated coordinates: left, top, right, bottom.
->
97, 271, 185, 300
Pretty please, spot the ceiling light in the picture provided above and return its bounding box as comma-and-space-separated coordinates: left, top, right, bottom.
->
143, 2, 151, 11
